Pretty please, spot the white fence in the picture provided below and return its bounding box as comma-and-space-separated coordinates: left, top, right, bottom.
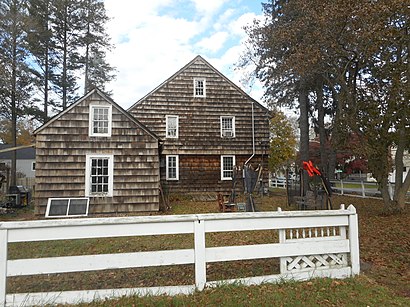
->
0, 205, 360, 307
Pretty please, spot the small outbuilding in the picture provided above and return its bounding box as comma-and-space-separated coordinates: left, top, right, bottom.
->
34, 89, 160, 215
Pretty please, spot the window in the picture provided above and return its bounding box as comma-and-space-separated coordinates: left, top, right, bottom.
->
221, 155, 235, 180
166, 155, 179, 180
85, 154, 114, 197
166, 115, 179, 138
31, 162, 36, 171
45, 198, 89, 218
194, 78, 206, 97
89, 105, 112, 137
220, 116, 235, 138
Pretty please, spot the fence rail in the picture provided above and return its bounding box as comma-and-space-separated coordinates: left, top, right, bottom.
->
0, 206, 359, 307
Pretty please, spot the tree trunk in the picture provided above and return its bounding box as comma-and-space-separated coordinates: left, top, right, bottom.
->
62, 3, 68, 109
316, 84, 327, 176
392, 128, 410, 212
10, 13, 18, 187
299, 80, 310, 194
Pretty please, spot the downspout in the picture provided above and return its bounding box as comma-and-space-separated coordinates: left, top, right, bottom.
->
245, 101, 255, 165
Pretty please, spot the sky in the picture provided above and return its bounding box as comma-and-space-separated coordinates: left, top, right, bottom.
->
103, 0, 265, 109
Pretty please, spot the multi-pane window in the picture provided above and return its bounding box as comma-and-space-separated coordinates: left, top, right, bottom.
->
166, 115, 179, 138
194, 78, 206, 97
89, 105, 112, 137
166, 155, 179, 180
221, 155, 235, 180
85, 154, 113, 196
220, 116, 235, 138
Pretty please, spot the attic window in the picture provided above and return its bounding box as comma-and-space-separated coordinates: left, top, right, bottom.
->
89, 105, 112, 137
45, 198, 89, 218
194, 78, 206, 97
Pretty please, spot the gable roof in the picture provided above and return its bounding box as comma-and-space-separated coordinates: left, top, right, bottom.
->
34, 88, 159, 140
128, 55, 269, 113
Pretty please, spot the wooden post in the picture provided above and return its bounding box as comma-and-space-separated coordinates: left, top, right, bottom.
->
347, 205, 360, 275
194, 219, 206, 290
0, 229, 7, 307
361, 181, 365, 198
277, 208, 287, 274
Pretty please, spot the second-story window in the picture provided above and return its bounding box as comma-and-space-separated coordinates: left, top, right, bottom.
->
194, 78, 206, 97
166, 115, 179, 138
221, 116, 235, 138
89, 105, 112, 137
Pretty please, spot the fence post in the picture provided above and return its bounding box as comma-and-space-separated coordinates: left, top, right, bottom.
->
347, 205, 360, 275
361, 181, 365, 197
0, 229, 7, 307
277, 208, 287, 274
194, 219, 206, 291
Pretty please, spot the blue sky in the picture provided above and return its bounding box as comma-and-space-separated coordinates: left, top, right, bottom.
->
104, 0, 265, 108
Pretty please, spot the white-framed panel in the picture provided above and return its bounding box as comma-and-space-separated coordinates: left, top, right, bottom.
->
88, 104, 112, 137
166, 155, 179, 180
193, 78, 206, 97
85, 154, 114, 197
45, 198, 89, 218
220, 116, 235, 138
221, 155, 235, 180
166, 115, 179, 138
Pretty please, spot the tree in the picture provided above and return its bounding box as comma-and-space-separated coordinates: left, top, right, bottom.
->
51, 0, 84, 109
0, 118, 35, 145
268, 109, 297, 173
244, 0, 409, 212
0, 0, 34, 185
26, 0, 58, 121
81, 0, 115, 94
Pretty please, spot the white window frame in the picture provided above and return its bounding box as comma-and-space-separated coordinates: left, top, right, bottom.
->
166, 155, 179, 181
89, 104, 112, 137
85, 154, 114, 197
221, 155, 235, 180
166, 115, 179, 139
194, 78, 206, 97
45, 198, 89, 218
220, 116, 236, 138
31, 161, 36, 171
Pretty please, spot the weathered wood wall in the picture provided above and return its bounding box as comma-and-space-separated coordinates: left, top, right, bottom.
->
160, 155, 268, 194
129, 56, 270, 193
35, 91, 160, 215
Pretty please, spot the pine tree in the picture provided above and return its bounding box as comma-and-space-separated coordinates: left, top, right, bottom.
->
51, 0, 84, 109
0, 0, 34, 184
81, 0, 115, 94
26, 0, 57, 121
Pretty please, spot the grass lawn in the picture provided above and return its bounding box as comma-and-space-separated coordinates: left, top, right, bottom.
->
2, 190, 409, 306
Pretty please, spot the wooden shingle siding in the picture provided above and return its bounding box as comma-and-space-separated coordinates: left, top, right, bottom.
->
35, 90, 160, 215
129, 56, 270, 193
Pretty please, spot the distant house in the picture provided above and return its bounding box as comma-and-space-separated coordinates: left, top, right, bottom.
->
128, 55, 270, 193
0, 144, 36, 179
34, 89, 160, 215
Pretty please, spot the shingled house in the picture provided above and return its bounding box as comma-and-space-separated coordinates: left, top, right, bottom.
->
34, 56, 270, 215
128, 55, 270, 193
34, 89, 160, 215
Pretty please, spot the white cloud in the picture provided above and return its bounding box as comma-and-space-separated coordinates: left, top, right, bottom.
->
103, 1, 265, 108
191, 0, 228, 15
196, 32, 228, 53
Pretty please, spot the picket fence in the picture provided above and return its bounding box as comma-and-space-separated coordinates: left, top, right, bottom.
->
0, 205, 359, 307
